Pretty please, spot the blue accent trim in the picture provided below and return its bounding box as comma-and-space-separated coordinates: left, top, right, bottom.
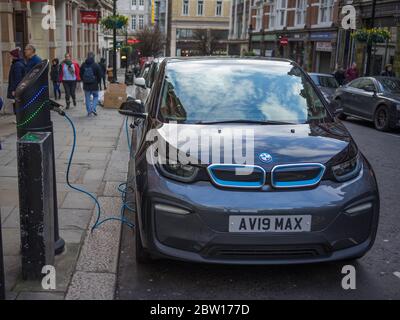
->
271, 163, 326, 189
15, 85, 48, 113
207, 164, 266, 189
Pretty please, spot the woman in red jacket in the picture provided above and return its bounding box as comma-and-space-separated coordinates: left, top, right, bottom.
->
59, 53, 81, 109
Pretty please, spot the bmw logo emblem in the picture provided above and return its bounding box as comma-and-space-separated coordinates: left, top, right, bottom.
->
259, 152, 273, 163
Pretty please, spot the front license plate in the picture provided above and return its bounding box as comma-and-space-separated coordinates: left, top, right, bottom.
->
229, 215, 312, 233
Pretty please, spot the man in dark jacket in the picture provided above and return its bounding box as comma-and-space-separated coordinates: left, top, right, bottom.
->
98, 58, 107, 90
7, 48, 26, 117
381, 64, 396, 77
80, 52, 102, 116
24, 44, 42, 73
50, 58, 61, 100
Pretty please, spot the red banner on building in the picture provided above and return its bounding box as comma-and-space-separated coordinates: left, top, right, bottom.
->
127, 39, 140, 45
80, 11, 100, 24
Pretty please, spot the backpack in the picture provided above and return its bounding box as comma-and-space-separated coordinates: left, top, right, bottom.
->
82, 65, 96, 83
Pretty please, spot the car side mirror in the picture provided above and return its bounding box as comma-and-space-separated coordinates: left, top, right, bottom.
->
134, 77, 146, 89
118, 99, 147, 118
365, 85, 377, 95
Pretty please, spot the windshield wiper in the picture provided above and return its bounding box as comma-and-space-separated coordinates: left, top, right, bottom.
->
195, 119, 298, 125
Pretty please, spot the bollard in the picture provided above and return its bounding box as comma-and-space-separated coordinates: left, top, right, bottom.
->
17, 132, 55, 280
0, 209, 5, 300
15, 60, 64, 255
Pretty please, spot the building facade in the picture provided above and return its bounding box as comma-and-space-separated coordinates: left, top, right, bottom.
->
119, 0, 152, 34
228, 0, 340, 73
166, 0, 230, 57
337, 0, 400, 76
0, 0, 112, 114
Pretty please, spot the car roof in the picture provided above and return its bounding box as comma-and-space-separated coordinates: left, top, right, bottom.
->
164, 56, 296, 66
309, 72, 334, 77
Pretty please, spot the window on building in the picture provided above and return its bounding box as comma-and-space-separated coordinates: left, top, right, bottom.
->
197, 0, 204, 16
269, 3, 276, 29
277, 0, 287, 27
255, 6, 263, 31
131, 15, 136, 30
319, 0, 334, 23
139, 0, 144, 6
131, 0, 137, 7
138, 15, 144, 29
295, 0, 306, 25
176, 29, 194, 39
216, 0, 222, 16
182, 0, 189, 15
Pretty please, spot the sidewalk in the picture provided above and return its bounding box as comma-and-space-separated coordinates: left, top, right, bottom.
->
0, 77, 132, 299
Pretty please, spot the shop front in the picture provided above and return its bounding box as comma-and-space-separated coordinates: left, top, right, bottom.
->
310, 31, 337, 73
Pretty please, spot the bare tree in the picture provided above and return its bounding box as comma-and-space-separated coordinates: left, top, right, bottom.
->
193, 29, 225, 56
135, 27, 165, 57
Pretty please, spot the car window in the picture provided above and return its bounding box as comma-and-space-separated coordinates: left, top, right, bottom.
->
310, 75, 320, 86
159, 60, 330, 124
348, 79, 363, 89
318, 76, 338, 89
359, 79, 375, 91
378, 78, 400, 93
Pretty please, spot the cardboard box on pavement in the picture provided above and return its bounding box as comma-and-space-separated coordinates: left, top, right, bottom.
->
103, 83, 127, 109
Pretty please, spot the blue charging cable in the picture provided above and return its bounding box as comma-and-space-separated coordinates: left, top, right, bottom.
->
63, 113, 134, 231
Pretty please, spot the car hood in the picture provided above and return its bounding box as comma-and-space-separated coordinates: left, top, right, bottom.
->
155, 121, 353, 168
381, 92, 400, 103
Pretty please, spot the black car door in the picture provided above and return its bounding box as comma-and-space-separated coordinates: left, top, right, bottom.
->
354, 78, 379, 120
341, 78, 364, 115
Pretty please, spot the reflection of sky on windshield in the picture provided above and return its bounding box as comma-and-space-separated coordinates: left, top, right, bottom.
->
165, 60, 310, 122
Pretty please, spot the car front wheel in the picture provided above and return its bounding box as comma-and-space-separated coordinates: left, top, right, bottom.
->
374, 106, 390, 131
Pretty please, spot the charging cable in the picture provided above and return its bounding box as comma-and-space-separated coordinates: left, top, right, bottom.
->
59, 108, 134, 231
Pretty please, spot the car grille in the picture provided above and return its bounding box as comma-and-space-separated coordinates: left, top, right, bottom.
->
271, 163, 325, 188
207, 163, 325, 189
207, 164, 266, 189
205, 245, 327, 260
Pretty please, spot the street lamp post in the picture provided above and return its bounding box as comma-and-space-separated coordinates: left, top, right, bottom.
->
248, 24, 253, 53
112, 0, 117, 82
365, 0, 377, 76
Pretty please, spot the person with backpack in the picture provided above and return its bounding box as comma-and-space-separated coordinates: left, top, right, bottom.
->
80, 52, 102, 116
50, 58, 61, 100
59, 53, 80, 109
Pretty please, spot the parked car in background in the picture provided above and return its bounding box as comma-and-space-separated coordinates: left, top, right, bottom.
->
134, 58, 165, 103
309, 73, 339, 103
333, 76, 400, 131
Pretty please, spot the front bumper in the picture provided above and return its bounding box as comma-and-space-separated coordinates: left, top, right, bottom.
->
135, 158, 379, 265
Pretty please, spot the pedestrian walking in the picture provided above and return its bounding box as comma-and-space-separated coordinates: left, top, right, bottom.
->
99, 58, 107, 90
381, 64, 396, 77
59, 53, 80, 109
7, 48, 26, 122
24, 44, 42, 73
50, 58, 62, 100
80, 52, 102, 117
334, 64, 346, 86
345, 62, 359, 83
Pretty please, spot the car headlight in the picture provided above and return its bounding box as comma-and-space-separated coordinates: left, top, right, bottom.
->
157, 161, 199, 183
332, 153, 362, 182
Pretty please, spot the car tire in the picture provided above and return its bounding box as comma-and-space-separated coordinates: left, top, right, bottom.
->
335, 99, 347, 120
135, 212, 153, 264
374, 105, 390, 131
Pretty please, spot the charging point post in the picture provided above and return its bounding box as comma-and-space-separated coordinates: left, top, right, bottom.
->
0, 212, 5, 300
15, 60, 65, 255
17, 132, 55, 280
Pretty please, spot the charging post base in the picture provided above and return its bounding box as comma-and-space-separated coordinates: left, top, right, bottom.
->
17, 132, 55, 280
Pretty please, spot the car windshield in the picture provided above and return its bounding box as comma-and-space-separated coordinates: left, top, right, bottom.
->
159, 60, 330, 124
379, 78, 400, 93
311, 75, 338, 88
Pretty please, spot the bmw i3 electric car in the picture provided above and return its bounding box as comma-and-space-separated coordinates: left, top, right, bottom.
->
120, 57, 380, 265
